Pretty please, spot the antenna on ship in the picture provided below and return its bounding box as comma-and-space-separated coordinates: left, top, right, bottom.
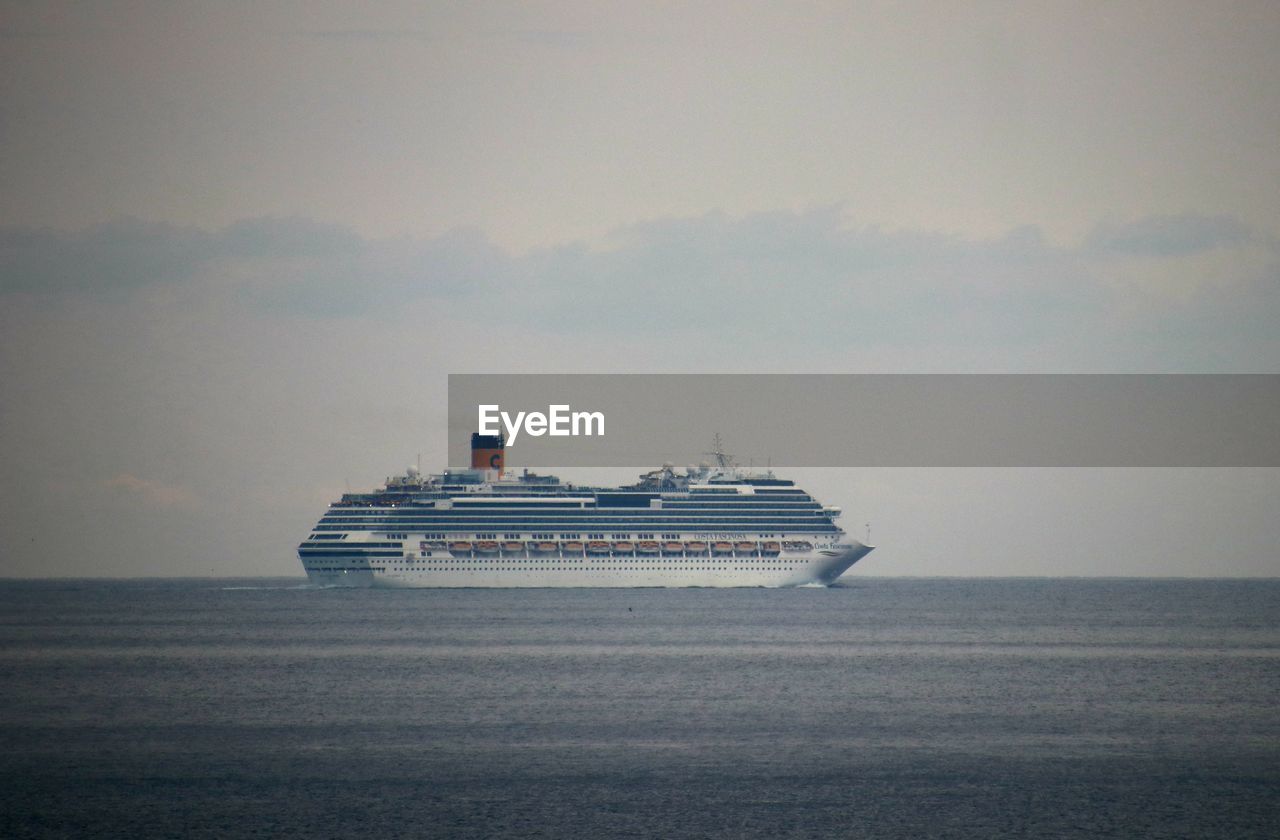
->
706, 433, 733, 470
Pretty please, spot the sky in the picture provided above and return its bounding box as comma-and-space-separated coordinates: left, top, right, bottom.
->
1, 0, 1278, 577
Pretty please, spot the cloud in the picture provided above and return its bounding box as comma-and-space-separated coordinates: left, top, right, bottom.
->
278, 29, 436, 42
1086, 214, 1254, 258
230, 225, 507, 317
503, 29, 596, 48
219, 216, 365, 260
0, 25, 107, 41
504, 209, 1101, 346
0, 218, 214, 294
0, 215, 362, 298
102, 473, 198, 509
2, 209, 1276, 362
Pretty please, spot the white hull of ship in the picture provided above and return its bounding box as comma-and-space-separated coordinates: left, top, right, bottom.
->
302, 541, 874, 589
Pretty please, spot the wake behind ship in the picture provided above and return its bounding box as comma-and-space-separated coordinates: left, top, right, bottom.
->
298, 435, 873, 587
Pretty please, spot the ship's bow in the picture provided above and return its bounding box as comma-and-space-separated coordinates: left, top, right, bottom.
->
811, 540, 874, 585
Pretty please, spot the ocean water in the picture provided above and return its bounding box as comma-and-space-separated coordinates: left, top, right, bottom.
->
1, 578, 1278, 839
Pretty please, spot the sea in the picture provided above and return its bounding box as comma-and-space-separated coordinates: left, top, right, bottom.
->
1, 577, 1278, 839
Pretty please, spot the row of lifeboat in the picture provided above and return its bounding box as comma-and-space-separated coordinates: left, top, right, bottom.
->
425, 539, 814, 557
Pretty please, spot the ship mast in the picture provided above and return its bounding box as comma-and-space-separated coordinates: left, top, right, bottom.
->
707, 433, 734, 470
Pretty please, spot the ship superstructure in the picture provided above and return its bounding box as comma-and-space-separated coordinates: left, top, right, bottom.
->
298, 435, 873, 587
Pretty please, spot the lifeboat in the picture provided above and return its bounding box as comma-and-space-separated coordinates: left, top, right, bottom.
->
637, 541, 660, 555
475, 540, 500, 555
586, 541, 611, 555
711, 541, 734, 556
612, 541, 635, 555
761, 541, 781, 556
421, 540, 447, 551
530, 541, 559, 556
734, 540, 758, 555
561, 540, 584, 555
685, 540, 708, 555
501, 540, 525, 555
448, 540, 473, 555
662, 541, 685, 556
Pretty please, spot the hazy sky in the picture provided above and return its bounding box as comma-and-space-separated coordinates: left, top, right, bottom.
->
1, 1, 1277, 577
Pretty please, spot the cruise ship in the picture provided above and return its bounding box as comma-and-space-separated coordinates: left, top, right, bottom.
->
298, 435, 873, 587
